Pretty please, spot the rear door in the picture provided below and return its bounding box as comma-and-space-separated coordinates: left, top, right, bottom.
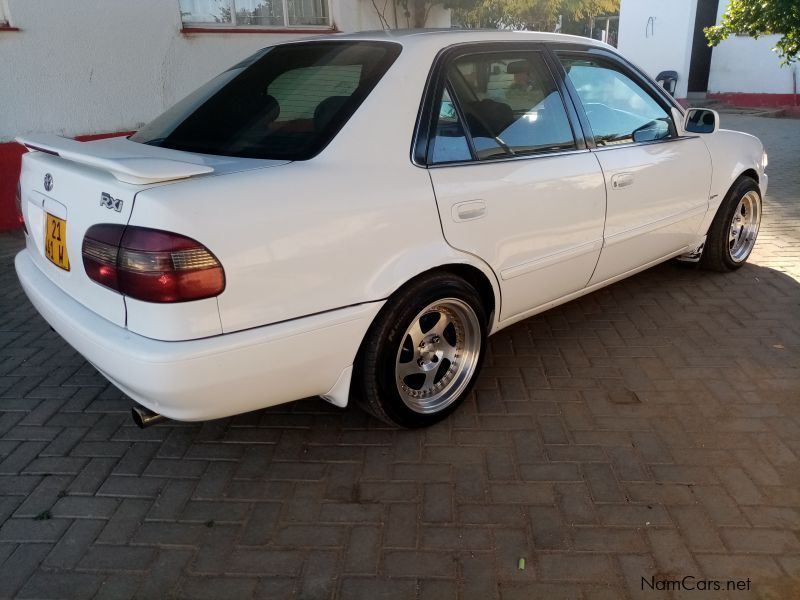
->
425, 45, 606, 320
555, 50, 712, 284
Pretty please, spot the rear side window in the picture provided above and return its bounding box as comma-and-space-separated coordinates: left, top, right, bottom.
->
430, 88, 472, 163
131, 41, 401, 160
437, 51, 576, 162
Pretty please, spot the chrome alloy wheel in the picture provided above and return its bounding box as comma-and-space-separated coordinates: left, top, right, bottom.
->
728, 190, 761, 263
395, 298, 481, 414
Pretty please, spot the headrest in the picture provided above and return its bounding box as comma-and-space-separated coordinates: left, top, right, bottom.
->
262, 94, 280, 122
314, 96, 349, 131
506, 60, 530, 75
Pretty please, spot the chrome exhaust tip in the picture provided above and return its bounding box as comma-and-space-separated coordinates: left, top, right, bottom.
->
131, 405, 166, 429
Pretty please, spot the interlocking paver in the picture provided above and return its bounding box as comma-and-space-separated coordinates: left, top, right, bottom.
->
0, 114, 799, 598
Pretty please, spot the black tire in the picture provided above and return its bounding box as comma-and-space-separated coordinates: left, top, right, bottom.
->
354, 272, 488, 428
701, 177, 762, 272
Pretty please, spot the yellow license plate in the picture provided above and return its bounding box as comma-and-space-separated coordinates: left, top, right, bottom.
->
44, 213, 70, 271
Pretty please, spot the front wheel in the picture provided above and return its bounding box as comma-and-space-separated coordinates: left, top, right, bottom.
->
354, 273, 487, 428
701, 177, 762, 271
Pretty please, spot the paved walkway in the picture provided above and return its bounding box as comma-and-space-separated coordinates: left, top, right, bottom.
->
0, 115, 798, 599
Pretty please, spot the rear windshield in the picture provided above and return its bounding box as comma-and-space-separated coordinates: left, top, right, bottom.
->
131, 41, 401, 160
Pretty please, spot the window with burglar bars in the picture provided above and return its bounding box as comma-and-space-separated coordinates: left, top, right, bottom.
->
180, 0, 330, 28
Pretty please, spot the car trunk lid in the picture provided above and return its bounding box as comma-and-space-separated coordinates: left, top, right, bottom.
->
17, 135, 289, 328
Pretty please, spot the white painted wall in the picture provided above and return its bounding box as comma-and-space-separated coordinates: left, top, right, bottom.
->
619, 0, 797, 101
707, 2, 794, 95
0, 0, 449, 143
617, 0, 697, 100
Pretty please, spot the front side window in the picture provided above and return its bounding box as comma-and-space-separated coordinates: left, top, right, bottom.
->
558, 54, 674, 146
443, 52, 576, 161
179, 0, 329, 28
131, 42, 401, 160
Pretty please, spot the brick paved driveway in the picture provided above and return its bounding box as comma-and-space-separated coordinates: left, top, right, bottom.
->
1, 115, 799, 600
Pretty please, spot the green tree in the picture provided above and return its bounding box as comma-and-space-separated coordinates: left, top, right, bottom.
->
451, 0, 618, 31
705, 0, 800, 64
370, 0, 617, 31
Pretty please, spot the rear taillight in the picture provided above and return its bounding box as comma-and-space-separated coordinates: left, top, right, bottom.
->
82, 225, 225, 303
15, 182, 27, 234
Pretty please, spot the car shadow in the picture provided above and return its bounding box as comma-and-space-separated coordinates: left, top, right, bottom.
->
195, 258, 800, 435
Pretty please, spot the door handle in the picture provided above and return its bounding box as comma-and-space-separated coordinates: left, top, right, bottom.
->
610, 173, 634, 189
452, 200, 486, 222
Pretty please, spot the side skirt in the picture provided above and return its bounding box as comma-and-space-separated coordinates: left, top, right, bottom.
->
492, 245, 694, 334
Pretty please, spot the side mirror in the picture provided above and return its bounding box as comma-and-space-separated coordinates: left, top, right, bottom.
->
632, 119, 670, 143
684, 108, 720, 134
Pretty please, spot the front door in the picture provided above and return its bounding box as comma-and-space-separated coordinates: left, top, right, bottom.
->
556, 52, 712, 284
426, 47, 606, 321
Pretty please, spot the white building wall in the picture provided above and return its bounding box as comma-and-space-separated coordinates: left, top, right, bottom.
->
619, 0, 797, 103
0, 0, 449, 143
617, 0, 697, 100
707, 2, 795, 96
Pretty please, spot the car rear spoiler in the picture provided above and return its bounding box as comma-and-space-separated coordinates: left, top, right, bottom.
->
16, 134, 214, 185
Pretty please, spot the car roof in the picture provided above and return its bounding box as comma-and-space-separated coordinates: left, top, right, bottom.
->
312, 28, 613, 51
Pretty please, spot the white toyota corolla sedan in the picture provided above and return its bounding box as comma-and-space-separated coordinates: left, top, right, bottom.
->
15, 30, 767, 428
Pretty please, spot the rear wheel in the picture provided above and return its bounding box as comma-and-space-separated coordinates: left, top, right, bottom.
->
354, 273, 487, 428
701, 177, 762, 271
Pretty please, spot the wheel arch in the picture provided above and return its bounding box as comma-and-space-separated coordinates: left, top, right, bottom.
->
706, 168, 762, 235
738, 168, 759, 184
700, 129, 765, 229
345, 257, 501, 400
364, 242, 503, 333
699, 171, 761, 272
361, 259, 502, 348
396, 262, 498, 328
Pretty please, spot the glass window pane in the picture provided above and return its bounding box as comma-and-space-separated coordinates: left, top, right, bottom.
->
559, 55, 673, 146
236, 0, 284, 27
179, 0, 233, 24
131, 42, 402, 161
268, 65, 361, 120
288, 0, 329, 26
431, 89, 472, 164
448, 53, 576, 160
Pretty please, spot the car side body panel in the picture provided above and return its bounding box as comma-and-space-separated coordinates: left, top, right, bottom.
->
130, 159, 504, 336
697, 129, 767, 233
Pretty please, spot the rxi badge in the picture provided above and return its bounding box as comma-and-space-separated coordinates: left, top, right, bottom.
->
100, 192, 124, 212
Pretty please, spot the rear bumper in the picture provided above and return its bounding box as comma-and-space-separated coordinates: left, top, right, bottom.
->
15, 249, 382, 421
